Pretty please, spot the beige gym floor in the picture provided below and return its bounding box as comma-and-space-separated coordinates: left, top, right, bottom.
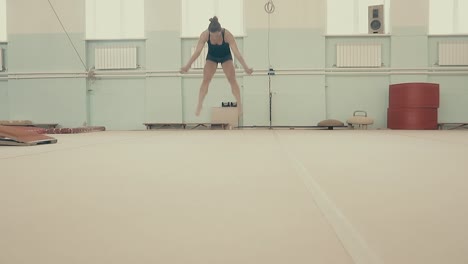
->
1, 130, 467, 264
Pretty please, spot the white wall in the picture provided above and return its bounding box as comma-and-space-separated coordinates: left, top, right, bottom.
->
5, 0, 433, 35
145, 0, 181, 32
391, 0, 429, 28
7, 0, 84, 34
246, 0, 326, 29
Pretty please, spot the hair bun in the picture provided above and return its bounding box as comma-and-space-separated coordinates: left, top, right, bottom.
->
208, 16, 221, 32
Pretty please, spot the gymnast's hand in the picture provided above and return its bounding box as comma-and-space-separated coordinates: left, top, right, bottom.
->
244, 68, 253, 75
180, 65, 190, 74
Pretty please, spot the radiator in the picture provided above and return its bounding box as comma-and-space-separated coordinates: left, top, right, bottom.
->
438, 41, 468, 66
0, 48, 3, 70
191, 45, 212, 69
336, 43, 382, 68
95, 46, 137, 70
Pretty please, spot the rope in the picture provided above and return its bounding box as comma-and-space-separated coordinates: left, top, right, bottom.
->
264, 0, 275, 68
264, 0, 276, 14
46, 0, 87, 71
264, 1, 276, 127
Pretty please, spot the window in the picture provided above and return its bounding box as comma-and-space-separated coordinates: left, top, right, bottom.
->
429, 0, 468, 34
85, 0, 145, 39
0, 0, 6, 41
327, 0, 391, 35
181, 0, 244, 37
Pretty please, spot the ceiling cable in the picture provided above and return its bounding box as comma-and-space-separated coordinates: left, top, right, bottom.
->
47, 0, 87, 71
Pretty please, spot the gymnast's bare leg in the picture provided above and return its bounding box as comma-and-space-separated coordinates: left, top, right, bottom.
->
195, 60, 218, 116
221, 60, 242, 115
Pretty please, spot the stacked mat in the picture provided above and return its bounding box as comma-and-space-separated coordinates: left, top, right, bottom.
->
45, 126, 106, 134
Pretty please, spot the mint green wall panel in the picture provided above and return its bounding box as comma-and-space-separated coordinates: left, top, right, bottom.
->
392, 27, 427, 36
145, 77, 183, 123
146, 31, 181, 71
390, 75, 428, 84
271, 75, 326, 126
326, 76, 390, 128
88, 78, 146, 130
241, 75, 327, 127
243, 76, 270, 126
391, 36, 428, 68
8, 79, 86, 127
243, 30, 269, 70
9, 34, 86, 72
429, 76, 468, 123
245, 29, 325, 70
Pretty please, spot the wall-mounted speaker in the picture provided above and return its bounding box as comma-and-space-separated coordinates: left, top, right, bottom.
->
368, 5, 384, 34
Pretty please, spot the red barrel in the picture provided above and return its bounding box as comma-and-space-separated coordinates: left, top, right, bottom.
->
389, 83, 439, 108
387, 83, 440, 130
387, 108, 438, 130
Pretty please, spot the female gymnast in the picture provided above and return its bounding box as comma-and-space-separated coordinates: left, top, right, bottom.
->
180, 16, 253, 116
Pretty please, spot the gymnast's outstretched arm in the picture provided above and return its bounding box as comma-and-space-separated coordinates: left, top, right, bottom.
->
180, 31, 209, 73
224, 29, 253, 75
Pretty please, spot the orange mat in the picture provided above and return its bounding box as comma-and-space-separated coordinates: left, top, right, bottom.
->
0, 125, 57, 146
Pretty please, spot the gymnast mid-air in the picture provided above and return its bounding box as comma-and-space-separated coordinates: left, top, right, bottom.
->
180, 16, 253, 116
